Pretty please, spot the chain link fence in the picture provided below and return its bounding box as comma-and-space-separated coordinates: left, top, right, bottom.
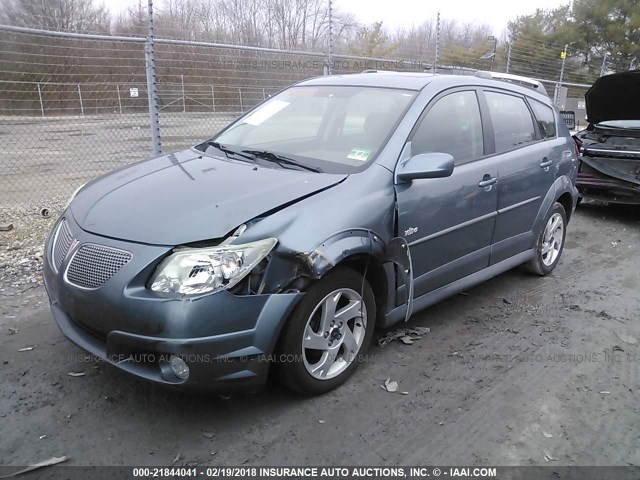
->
0, 23, 592, 215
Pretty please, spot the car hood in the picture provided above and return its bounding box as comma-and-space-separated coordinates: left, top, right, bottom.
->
70, 149, 347, 245
585, 70, 640, 125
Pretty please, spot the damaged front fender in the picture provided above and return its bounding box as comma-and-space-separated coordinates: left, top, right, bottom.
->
294, 229, 387, 279
262, 229, 414, 323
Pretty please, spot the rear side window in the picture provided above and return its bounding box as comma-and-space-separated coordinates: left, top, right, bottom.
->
485, 91, 536, 153
529, 99, 557, 138
411, 91, 484, 164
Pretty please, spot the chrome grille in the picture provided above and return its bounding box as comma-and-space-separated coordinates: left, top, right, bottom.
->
52, 219, 74, 271
65, 244, 132, 289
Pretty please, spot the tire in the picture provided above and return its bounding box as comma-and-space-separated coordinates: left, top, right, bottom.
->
525, 202, 567, 276
273, 267, 376, 395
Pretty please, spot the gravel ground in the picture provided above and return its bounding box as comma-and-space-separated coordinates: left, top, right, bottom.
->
0, 203, 61, 320
0, 201, 639, 471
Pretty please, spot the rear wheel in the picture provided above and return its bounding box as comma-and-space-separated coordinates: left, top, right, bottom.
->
274, 268, 375, 395
526, 202, 567, 276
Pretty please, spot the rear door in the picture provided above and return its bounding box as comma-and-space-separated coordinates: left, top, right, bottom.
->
395, 89, 500, 299
481, 90, 557, 264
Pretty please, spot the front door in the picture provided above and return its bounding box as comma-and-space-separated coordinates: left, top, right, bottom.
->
395, 89, 500, 300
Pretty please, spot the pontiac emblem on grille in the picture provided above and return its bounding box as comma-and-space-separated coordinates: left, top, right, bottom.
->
66, 239, 79, 259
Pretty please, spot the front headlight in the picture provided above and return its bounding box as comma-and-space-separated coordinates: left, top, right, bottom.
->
149, 238, 277, 295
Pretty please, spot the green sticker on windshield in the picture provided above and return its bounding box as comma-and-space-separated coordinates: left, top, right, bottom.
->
347, 148, 371, 161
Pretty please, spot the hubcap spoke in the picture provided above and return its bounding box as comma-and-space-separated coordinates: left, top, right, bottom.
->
341, 327, 359, 361
311, 349, 339, 378
334, 299, 362, 323
319, 292, 340, 332
303, 325, 327, 350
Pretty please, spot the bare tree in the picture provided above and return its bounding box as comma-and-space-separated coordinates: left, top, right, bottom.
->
1, 0, 110, 33
156, 0, 200, 39
393, 21, 435, 60
218, 0, 266, 46
112, 0, 147, 37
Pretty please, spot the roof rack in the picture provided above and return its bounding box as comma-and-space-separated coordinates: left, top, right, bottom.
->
361, 69, 401, 74
475, 71, 549, 96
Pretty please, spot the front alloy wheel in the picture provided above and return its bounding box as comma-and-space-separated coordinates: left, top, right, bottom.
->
302, 288, 367, 380
274, 268, 375, 395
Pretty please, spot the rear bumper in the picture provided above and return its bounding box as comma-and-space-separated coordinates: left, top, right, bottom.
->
43, 214, 303, 392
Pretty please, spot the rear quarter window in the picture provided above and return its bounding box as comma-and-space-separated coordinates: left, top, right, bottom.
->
485, 91, 537, 153
529, 99, 557, 139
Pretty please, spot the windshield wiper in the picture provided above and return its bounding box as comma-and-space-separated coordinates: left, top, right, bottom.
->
203, 141, 256, 162
241, 150, 321, 173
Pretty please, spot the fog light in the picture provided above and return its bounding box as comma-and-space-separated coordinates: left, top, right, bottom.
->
169, 355, 190, 380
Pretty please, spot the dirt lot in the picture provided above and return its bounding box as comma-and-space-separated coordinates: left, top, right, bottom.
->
1, 202, 639, 469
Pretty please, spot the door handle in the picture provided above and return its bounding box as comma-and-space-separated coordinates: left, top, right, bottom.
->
478, 177, 497, 188
540, 158, 553, 168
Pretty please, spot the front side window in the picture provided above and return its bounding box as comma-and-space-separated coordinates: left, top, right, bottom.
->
485, 91, 536, 153
411, 91, 484, 164
530, 99, 557, 139
211, 86, 417, 173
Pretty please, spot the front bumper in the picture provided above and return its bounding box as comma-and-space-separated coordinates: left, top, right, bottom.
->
576, 154, 640, 204
577, 171, 640, 204
43, 214, 303, 392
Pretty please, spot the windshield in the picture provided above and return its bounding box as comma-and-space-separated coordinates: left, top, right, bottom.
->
211, 85, 417, 173
597, 120, 640, 130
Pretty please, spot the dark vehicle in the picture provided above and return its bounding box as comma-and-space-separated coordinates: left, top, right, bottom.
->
43, 72, 579, 395
574, 70, 640, 204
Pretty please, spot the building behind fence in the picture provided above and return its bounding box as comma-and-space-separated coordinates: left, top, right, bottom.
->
0, 17, 594, 212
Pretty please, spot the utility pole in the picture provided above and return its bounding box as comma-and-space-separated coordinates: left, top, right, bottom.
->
326, 0, 334, 75
600, 52, 609, 77
554, 44, 568, 107
145, 0, 161, 155
432, 11, 440, 74
506, 42, 512, 73
181, 74, 186, 113
37, 82, 44, 117
487, 36, 497, 71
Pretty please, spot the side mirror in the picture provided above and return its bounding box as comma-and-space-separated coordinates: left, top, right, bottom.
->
397, 152, 454, 182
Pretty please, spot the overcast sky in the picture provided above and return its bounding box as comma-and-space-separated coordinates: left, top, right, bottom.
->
333, 0, 571, 36
107, 0, 572, 37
